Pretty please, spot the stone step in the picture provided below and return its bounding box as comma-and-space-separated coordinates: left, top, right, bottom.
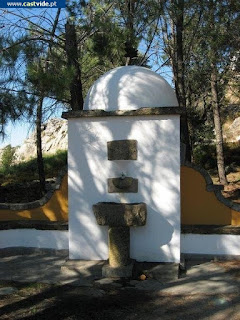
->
61, 260, 180, 283
134, 262, 180, 283
61, 260, 105, 279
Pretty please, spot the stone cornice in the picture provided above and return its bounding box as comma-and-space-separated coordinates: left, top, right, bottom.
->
0, 220, 68, 230
182, 224, 240, 235
62, 107, 183, 119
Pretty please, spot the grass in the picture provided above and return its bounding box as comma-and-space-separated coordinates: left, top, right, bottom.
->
0, 150, 67, 186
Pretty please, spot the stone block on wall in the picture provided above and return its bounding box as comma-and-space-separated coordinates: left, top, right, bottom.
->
107, 140, 137, 160
108, 177, 138, 193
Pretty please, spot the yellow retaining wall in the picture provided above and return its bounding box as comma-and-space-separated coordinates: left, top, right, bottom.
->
181, 166, 240, 225
0, 167, 240, 225
0, 175, 68, 221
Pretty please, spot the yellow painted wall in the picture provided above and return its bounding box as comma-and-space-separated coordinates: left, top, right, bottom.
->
181, 166, 240, 225
0, 167, 240, 225
0, 175, 68, 221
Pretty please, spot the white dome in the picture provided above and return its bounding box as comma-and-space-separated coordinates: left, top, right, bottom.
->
84, 66, 178, 111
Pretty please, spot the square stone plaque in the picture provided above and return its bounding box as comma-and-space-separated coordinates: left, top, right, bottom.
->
107, 140, 137, 160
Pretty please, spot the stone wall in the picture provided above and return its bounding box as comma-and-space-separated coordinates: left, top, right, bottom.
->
0, 169, 68, 221
0, 180, 55, 203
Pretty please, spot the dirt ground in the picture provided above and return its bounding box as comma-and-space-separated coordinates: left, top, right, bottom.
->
0, 278, 240, 320
222, 182, 240, 204
213, 170, 240, 204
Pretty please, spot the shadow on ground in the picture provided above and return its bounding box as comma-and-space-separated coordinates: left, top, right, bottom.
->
1, 249, 240, 319
0, 280, 240, 320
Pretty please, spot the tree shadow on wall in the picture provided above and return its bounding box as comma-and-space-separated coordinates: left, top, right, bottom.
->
68, 93, 180, 262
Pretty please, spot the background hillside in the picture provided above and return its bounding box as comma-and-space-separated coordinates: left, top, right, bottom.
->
0, 118, 67, 164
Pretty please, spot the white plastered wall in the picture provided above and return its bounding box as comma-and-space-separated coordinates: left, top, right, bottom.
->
68, 115, 180, 262
0, 230, 69, 250
181, 234, 240, 256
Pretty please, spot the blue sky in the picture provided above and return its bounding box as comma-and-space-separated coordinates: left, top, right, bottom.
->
0, 103, 65, 149
0, 121, 33, 148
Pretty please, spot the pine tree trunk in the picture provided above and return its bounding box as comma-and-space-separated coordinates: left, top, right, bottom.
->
65, 21, 84, 111
34, 9, 60, 197
36, 96, 46, 196
172, 0, 191, 162
125, 0, 135, 66
210, 67, 228, 185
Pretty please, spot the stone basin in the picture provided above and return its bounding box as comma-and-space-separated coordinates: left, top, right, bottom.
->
93, 202, 147, 227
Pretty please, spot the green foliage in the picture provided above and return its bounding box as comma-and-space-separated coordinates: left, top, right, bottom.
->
193, 142, 240, 171
1, 145, 15, 171
193, 144, 217, 170
185, 0, 240, 104
187, 105, 214, 147
0, 91, 36, 137
0, 150, 67, 186
224, 143, 240, 169
43, 150, 67, 174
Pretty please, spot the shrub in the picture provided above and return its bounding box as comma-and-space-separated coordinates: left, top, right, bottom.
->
0, 149, 67, 186
193, 144, 216, 170
193, 142, 240, 171
1, 145, 15, 171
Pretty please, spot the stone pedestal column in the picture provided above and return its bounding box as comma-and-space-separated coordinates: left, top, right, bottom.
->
93, 202, 147, 277
108, 227, 130, 267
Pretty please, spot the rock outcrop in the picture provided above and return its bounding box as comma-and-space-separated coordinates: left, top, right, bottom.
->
0, 118, 68, 164
224, 117, 240, 143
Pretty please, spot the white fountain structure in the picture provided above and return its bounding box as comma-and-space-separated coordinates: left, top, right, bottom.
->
63, 66, 182, 278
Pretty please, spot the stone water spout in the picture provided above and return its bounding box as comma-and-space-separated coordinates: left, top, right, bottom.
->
108, 176, 138, 193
